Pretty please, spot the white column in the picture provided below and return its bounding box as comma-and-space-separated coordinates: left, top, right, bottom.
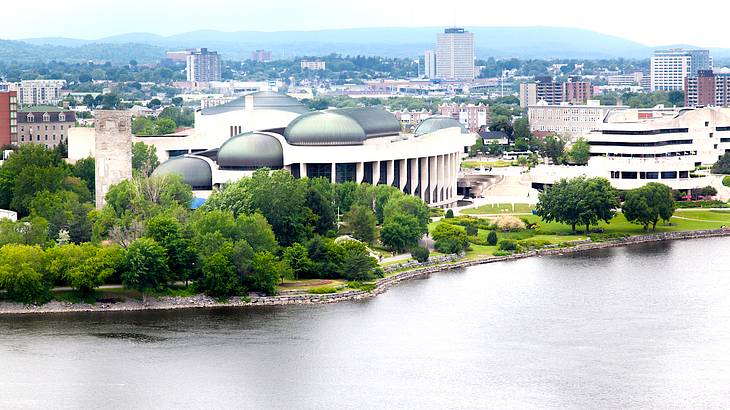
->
437, 155, 445, 203
331, 163, 336, 184
300, 163, 307, 178
419, 157, 428, 202
429, 156, 437, 204
386, 160, 395, 186
453, 153, 459, 200
373, 160, 381, 186
356, 162, 364, 183
409, 158, 418, 195
399, 159, 407, 191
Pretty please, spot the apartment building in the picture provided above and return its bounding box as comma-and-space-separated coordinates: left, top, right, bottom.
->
0, 91, 18, 146
684, 69, 730, 107
528, 100, 620, 139
19, 80, 66, 106
16, 106, 76, 148
438, 103, 491, 132
186, 48, 222, 82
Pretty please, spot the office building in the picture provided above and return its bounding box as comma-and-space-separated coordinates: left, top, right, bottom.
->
424, 50, 436, 79
16, 106, 75, 148
528, 100, 621, 138
562, 79, 593, 104
684, 69, 730, 107
186, 48, 222, 82
519, 77, 562, 107
152, 103, 472, 207
435, 28, 475, 80
651, 49, 712, 92
438, 103, 491, 132
19, 80, 66, 106
251, 50, 272, 63
0, 91, 18, 147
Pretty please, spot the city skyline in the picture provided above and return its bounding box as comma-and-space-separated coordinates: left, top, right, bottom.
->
1, 0, 730, 49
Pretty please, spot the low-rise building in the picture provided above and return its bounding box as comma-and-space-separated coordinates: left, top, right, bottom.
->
16, 106, 75, 148
300, 61, 326, 71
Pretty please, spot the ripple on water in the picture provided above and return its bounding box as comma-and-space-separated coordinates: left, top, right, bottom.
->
90, 332, 167, 343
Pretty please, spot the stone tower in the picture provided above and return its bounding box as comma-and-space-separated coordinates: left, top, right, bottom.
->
95, 110, 132, 209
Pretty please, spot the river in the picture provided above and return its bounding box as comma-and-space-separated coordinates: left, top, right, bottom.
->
2, 238, 730, 409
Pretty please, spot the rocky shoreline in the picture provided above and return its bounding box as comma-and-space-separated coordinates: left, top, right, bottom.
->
2, 228, 729, 316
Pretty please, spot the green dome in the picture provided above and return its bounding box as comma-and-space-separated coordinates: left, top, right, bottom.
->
217, 132, 284, 169
201, 91, 308, 115
414, 116, 467, 136
152, 156, 212, 190
284, 108, 401, 146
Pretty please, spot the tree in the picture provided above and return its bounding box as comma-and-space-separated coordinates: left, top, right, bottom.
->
712, 152, 730, 174
411, 246, 430, 263
543, 134, 566, 164
247, 251, 290, 295
567, 137, 591, 165
470, 135, 484, 156
513, 117, 531, 141
339, 240, 381, 281
29, 190, 92, 243
380, 212, 423, 252
487, 140, 505, 156
623, 183, 675, 231
535, 176, 618, 233
432, 223, 469, 254
487, 230, 498, 246
0, 144, 69, 215
306, 177, 337, 235
235, 212, 278, 253
283, 243, 313, 280
156, 118, 177, 135
343, 205, 377, 244
0, 244, 50, 304
132, 141, 159, 177
72, 157, 95, 193
201, 243, 239, 297
122, 237, 170, 298
145, 215, 198, 283
382, 195, 430, 236
445, 209, 454, 218
489, 116, 514, 138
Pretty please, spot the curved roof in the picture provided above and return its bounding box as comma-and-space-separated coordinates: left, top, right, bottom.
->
414, 116, 467, 136
152, 156, 212, 189
217, 132, 284, 169
283, 107, 401, 146
201, 91, 309, 115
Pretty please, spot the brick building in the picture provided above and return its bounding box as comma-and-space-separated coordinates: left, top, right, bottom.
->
685, 70, 730, 107
0, 91, 18, 146
16, 106, 76, 148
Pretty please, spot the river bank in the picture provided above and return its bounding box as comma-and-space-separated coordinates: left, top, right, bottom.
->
2, 228, 729, 316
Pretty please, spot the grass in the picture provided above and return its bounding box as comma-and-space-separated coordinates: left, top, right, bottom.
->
277, 279, 347, 291
461, 160, 516, 169
462, 203, 534, 215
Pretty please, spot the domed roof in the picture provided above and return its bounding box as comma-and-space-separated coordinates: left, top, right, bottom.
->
201, 91, 308, 115
152, 156, 212, 190
414, 116, 467, 136
283, 107, 401, 146
217, 132, 284, 169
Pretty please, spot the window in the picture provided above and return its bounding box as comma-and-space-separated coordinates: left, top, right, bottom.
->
42, 113, 50, 122
58, 113, 65, 122
27, 114, 34, 122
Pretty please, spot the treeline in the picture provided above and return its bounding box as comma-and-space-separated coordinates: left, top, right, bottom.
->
0, 144, 436, 304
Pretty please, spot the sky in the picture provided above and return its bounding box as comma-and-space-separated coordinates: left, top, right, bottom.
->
1, 0, 729, 48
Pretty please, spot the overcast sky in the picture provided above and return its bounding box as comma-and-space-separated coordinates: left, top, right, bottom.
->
1, 0, 728, 48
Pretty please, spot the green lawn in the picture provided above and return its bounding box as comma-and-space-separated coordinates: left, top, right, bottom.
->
461, 160, 515, 169
462, 203, 534, 215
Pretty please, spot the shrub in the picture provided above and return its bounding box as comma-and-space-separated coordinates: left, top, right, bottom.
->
0, 264, 50, 304
493, 215, 526, 231
308, 286, 338, 294
411, 246, 430, 263
444, 209, 454, 218
518, 238, 553, 250
486, 230, 498, 246
497, 239, 520, 252
492, 251, 512, 257
724, 176, 730, 187
432, 223, 469, 254
465, 223, 478, 237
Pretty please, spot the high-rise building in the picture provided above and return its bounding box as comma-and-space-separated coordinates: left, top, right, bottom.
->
19, 80, 66, 106
519, 77, 562, 107
685, 70, 730, 107
0, 91, 18, 146
186, 48, 222, 82
651, 49, 712, 91
562, 79, 593, 104
424, 50, 436, 79
435, 28, 475, 80
251, 50, 272, 63
166, 50, 192, 62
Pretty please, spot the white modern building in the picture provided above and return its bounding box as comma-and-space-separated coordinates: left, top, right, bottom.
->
531, 107, 730, 190
650, 49, 712, 92
424, 50, 436, 79
19, 80, 66, 106
436, 28, 475, 80
528, 100, 621, 138
153, 104, 474, 207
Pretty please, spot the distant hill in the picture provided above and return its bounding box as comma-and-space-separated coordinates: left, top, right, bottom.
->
8, 26, 730, 62
0, 39, 165, 63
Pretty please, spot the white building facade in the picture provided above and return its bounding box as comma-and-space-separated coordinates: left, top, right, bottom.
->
19, 80, 66, 106
435, 28, 475, 80
650, 49, 712, 92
